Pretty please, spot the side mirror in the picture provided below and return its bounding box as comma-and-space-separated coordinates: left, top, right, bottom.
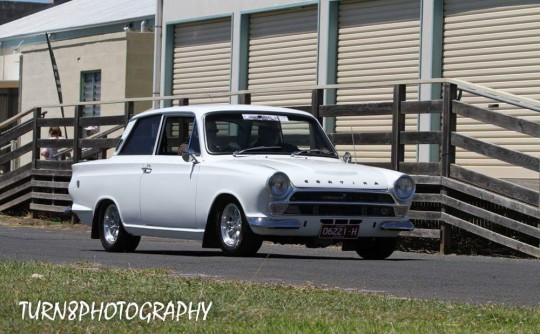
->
182, 149, 199, 164
343, 152, 352, 163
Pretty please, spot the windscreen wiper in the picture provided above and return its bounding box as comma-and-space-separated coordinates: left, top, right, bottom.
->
291, 149, 337, 157
233, 146, 281, 156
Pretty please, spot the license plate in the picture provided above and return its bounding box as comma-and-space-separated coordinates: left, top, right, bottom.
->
319, 224, 360, 239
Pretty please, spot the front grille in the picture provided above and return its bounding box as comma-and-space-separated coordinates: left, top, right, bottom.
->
278, 190, 398, 217
321, 219, 363, 225
289, 192, 395, 204
284, 204, 395, 217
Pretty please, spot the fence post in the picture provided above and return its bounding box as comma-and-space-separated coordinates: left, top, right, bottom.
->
391, 84, 406, 171
73, 105, 84, 164
441, 83, 457, 178
124, 102, 134, 127
239, 93, 251, 105
311, 89, 324, 125
440, 82, 457, 255
32, 108, 41, 169
30, 107, 42, 218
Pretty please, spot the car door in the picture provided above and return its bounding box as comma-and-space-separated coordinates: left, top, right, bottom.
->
139, 115, 199, 229
113, 114, 162, 226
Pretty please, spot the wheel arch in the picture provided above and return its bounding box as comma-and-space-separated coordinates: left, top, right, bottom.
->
202, 193, 240, 248
91, 197, 119, 239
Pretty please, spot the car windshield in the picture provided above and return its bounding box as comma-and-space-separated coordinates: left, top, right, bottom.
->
204, 112, 338, 158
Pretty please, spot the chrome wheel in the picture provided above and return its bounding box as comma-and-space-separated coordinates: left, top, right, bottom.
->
103, 204, 121, 244
215, 199, 262, 256
99, 202, 140, 252
220, 203, 242, 247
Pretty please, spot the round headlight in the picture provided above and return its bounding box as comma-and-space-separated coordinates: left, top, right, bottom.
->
266, 172, 290, 198
394, 176, 415, 200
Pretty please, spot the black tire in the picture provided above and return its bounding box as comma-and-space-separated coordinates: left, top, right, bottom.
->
355, 237, 397, 260
215, 199, 262, 256
99, 203, 140, 252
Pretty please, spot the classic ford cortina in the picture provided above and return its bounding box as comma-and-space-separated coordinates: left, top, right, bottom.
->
69, 105, 415, 259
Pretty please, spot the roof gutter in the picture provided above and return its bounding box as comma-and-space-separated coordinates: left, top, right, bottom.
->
0, 15, 154, 42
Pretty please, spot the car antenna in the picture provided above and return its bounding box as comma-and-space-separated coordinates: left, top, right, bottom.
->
351, 126, 358, 164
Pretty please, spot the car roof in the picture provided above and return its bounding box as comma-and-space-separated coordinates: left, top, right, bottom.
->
131, 104, 314, 120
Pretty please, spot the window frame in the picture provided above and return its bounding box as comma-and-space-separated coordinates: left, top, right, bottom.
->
156, 114, 197, 156
80, 70, 102, 118
118, 114, 163, 156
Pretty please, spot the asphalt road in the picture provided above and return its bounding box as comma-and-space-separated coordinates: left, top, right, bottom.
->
1, 224, 539, 307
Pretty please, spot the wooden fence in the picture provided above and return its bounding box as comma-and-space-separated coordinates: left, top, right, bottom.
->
0, 79, 538, 256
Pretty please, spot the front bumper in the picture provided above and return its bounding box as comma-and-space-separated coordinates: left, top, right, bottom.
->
247, 216, 414, 237
247, 217, 301, 229
380, 221, 414, 231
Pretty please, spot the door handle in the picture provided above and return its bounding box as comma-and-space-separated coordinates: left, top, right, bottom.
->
142, 165, 152, 173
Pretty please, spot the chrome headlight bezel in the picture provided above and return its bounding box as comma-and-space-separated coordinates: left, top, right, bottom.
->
266, 172, 291, 199
393, 175, 415, 201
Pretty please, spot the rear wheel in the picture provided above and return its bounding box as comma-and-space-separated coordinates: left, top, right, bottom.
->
355, 237, 397, 260
216, 200, 262, 256
99, 203, 140, 252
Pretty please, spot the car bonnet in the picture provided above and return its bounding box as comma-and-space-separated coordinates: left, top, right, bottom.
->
232, 156, 390, 190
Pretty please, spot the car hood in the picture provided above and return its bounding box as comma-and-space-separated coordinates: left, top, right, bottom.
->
231, 156, 394, 190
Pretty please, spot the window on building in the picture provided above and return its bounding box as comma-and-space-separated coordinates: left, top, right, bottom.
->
0, 88, 18, 122
80, 70, 101, 117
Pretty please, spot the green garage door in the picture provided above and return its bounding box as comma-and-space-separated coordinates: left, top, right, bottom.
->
248, 6, 318, 106
443, 0, 540, 178
173, 18, 232, 104
335, 0, 421, 165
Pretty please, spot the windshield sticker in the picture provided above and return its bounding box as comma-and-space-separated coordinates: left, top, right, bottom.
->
242, 114, 289, 122
277, 116, 289, 122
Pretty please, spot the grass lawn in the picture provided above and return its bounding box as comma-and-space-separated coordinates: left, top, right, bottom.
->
0, 260, 538, 333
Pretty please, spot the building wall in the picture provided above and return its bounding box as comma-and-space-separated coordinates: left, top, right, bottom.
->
161, 0, 540, 179
125, 32, 154, 113
0, 53, 21, 81
18, 31, 153, 165
162, 0, 319, 102
21, 32, 132, 116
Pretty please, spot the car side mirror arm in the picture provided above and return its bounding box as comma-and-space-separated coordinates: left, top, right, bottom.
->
182, 149, 200, 164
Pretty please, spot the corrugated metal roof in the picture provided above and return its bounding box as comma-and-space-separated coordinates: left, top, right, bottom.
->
0, 0, 155, 40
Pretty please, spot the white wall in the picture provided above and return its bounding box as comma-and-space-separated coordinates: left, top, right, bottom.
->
0, 53, 21, 81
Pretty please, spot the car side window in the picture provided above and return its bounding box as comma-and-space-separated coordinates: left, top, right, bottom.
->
157, 116, 196, 155
119, 115, 162, 155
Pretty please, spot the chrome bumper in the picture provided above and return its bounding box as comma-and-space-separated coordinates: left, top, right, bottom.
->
247, 217, 301, 229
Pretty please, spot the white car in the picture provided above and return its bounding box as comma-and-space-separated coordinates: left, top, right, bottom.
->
69, 105, 415, 259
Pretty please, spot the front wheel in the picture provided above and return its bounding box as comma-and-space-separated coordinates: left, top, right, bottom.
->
99, 203, 140, 252
216, 200, 262, 256
355, 237, 397, 260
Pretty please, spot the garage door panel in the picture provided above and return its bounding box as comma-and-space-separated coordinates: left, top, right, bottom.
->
249, 33, 318, 48
173, 43, 231, 56
249, 44, 317, 57
172, 18, 231, 104
444, 51, 540, 64
443, 0, 540, 178
248, 6, 318, 106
